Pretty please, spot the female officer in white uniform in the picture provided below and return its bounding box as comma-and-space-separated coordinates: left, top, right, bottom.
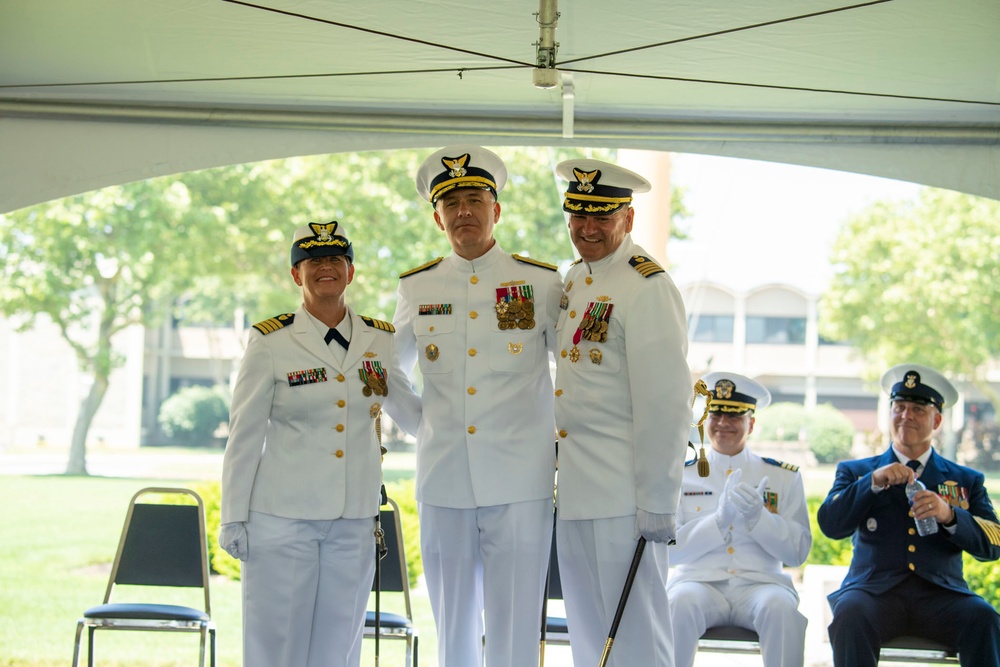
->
219, 221, 420, 667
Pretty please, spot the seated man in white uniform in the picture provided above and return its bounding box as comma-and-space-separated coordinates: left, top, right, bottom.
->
668, 372, 812, 667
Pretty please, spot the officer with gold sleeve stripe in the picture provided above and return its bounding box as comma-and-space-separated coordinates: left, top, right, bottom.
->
552, 158, 692, 667
819, 363, 1000, 666
219, 222, 421, 667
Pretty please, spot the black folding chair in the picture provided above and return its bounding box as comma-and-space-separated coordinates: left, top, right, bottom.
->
71, 487, 216, 667
365, 495, 418, 667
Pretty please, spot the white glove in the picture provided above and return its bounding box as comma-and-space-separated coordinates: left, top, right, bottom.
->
219, 521, 248, 561
715, 468, 742, 533
636, 510, 677, 544
731, 476, 769, 531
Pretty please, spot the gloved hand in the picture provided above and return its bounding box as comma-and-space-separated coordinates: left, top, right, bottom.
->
219, 521, 248, 561
636, 510, 677, 543
715, 468, 742, 534
731, 476, 769, 531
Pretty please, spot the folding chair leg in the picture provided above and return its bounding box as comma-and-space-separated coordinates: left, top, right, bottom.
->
211, 628, 217, 667
71, 621, 84, 667
88, 626, 95, 667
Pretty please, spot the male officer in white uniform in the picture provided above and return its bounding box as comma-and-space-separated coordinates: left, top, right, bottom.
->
220, 222, 421, 667
553, 158, 691, 666
669, 372, 811, 667
393, 146, 563, 667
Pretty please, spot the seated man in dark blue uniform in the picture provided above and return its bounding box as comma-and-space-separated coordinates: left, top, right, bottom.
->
818, 363, 1000, 667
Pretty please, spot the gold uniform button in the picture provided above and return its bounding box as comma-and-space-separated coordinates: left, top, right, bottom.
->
470, 311, 478, 319
908, 563, 915, 571
470, 276, 479, 285
336, 424, 345, 432
337, 374, 345, 382
559, 429, 568, 438
908, 545, 916, 553
468, 426, 476, 434
695, 507, 702, 512
585, 276, 593, 285
468, 348, 477, 356
555, 389, 563, 396
468, 387, 476, 395
727, 546, 735, 554
570, 310, 576, 318
560, 349, 567, 358
429, 325, 435, 332
908, 528, 916, 536
334, 450, 344, 458
337, 400, 346, 408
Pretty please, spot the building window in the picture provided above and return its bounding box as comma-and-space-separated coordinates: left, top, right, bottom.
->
746, 316, 806, 344
689, 315, 734, 343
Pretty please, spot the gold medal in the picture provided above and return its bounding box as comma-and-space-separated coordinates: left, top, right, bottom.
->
589, 348, 602, 365
569, 345, 581, 363
426, 344, 439, 361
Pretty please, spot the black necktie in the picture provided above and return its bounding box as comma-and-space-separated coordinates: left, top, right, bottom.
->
906, 460, 921, 474
324, 328, 350, 351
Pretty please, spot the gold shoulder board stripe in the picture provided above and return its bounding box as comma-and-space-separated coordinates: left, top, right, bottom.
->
570, 258, 583, 266
763, 457, 800, 473
974, 516, 1000, 547
252, 313, 295, 335
399, 257, 444, 279
512, 254, 558, 271
361, 316, 395, 333
628, 255, 665, 278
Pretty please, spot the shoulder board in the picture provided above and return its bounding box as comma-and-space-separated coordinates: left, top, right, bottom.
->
361, 316, 395, 333
763, 457, 800, 473
252, 313, 295, 335
570, 258, 583, 266
629, 255, 665, 278
399, 257, 444, 279
512, 254, 558, 272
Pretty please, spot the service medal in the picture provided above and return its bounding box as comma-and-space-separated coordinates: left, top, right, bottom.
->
426, 344, 439, 361
496, 284, 536, 330
589, 348, 602, 365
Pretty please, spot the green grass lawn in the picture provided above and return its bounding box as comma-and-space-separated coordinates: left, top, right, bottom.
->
0, 470, 438, 667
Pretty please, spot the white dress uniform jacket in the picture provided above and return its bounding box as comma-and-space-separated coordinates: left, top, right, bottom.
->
670, 447, 811, 589
393, 242, 563, 508
221, 304, 421, 524
554, 235, 691, 519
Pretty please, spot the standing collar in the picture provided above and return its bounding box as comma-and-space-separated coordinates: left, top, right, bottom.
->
579, 234, 634, 274
447, 240, 503, 274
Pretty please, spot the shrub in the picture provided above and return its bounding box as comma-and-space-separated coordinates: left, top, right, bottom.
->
804, 404, 855, 464
754, 402, 854, 464
158, 385, 230, 447
805, 495, 854, 566
964, 554, 1000, 609
754, 402, 808, 441
192, 481, 241, 580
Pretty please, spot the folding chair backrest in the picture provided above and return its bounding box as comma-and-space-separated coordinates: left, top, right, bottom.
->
371, 498, 411, 616
104, 487, 210, 613
115, 504, 204, 587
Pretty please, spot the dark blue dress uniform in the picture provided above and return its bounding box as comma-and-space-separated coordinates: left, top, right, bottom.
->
818, 447, 1000, 666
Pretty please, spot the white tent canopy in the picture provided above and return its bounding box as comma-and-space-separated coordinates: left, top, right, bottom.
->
2, 0, 998, 214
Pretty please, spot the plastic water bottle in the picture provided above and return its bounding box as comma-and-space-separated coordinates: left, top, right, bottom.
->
905, 479, 939, 536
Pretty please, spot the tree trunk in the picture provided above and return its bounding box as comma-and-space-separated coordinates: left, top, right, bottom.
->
64, 372, 110, 476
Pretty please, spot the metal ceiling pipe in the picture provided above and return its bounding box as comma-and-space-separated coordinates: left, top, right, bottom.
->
532, 0, 559, 89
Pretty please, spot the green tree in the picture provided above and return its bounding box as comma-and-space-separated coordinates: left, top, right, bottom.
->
820, 189, 1000, 410
0, 180, 232, 474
